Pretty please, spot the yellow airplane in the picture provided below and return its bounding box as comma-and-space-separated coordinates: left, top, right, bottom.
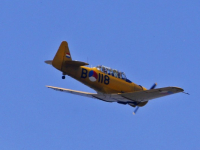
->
45, 41, 184, 114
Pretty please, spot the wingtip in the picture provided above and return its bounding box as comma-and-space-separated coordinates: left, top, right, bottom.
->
175, 87, 184, 92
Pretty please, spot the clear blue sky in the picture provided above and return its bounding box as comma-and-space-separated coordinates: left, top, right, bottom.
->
0, 1, 199, 149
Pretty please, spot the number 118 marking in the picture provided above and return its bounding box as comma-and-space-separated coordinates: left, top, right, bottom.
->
98, 73, 110, 85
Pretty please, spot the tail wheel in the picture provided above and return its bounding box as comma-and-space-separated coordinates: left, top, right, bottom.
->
62, 76, 65, 79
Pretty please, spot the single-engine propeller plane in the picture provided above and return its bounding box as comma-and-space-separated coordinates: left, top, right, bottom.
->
45, 41, 184, 114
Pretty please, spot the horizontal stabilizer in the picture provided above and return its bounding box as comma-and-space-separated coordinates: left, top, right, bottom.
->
45, 60, 53, 65
64, 60, 89, 67
44, 60, 88, 66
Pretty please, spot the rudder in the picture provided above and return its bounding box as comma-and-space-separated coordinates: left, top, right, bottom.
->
52, 41, 72, 71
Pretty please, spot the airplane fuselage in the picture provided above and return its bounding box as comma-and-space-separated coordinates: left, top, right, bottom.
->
62, 65, 147, 94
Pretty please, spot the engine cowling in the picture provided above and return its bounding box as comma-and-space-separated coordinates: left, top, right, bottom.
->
129, 101, 148, 107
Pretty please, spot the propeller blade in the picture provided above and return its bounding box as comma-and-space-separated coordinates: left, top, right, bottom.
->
150, 83, 157, 89
133, 106, 139, 115
132, 83, 157, 115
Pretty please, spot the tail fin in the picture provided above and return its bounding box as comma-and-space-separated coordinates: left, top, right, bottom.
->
52, 41, 72, 71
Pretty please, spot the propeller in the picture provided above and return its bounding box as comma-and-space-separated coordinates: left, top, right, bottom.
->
133, 83, 157, 115
133, 106, 139, 115
150, 83, 157, 90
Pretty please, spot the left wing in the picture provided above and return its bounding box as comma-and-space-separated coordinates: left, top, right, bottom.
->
46, 86, 120, 103
46, 85, 135, 103
46, 85, 96, 98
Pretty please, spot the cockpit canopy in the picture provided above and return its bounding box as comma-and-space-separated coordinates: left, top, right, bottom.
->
95, 65, 127, 80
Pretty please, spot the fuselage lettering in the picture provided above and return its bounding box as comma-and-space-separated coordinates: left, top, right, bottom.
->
81, 69, 110, 85
81, 68, 88, 78
98, 73, 110, 85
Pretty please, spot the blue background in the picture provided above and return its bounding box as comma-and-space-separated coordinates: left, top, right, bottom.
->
0, 1, 199, 149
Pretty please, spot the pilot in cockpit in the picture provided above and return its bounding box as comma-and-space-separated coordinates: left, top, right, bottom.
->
121, 72, 126, 80
118, 72, 122, 79
101, 66, 105, 73
104, 68, 107, 74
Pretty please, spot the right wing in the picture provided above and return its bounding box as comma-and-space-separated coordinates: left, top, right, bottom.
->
119, 86, 184, 102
